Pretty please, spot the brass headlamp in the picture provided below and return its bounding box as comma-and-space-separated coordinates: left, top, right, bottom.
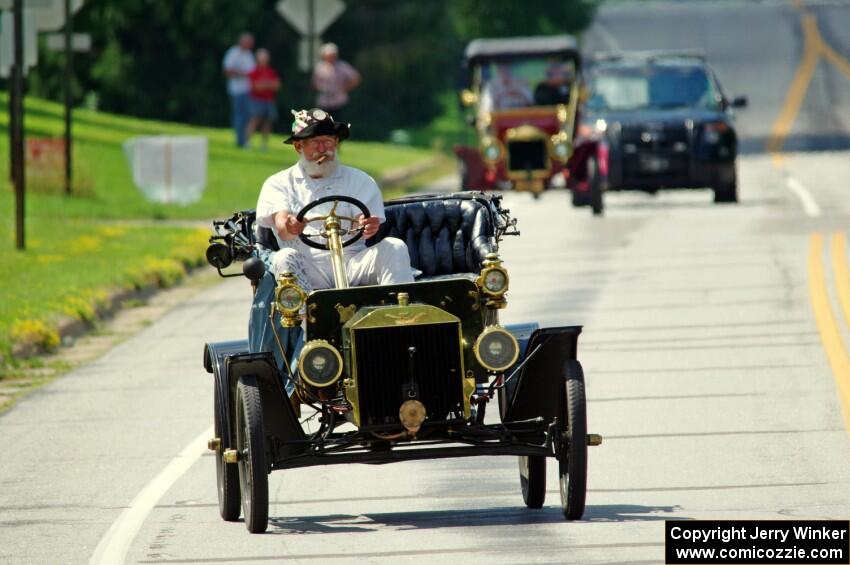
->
274, 272, 306, 328
476, 252, 509, 308
480, 136, 505, 164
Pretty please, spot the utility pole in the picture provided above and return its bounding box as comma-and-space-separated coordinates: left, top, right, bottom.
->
12, 0, 25, 250
63, 0, 73, 195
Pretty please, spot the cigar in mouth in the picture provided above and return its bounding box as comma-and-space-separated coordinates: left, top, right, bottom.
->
317, 155, 329, 165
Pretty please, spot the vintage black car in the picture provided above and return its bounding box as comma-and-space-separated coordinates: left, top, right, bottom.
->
581, 52, 747, 203
202, 192, 601, 533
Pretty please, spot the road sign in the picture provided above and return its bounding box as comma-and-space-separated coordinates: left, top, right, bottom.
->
0, 10, 36, 77
277, 0, 344, 35
45, 31, 90, 51
297, 36, 321, 72
0, 0, 82, 31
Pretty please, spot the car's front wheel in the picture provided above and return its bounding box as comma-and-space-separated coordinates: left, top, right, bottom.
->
713, 168, 738, 203
587, 156, 605, 216
518, 455, 547, 508
236, 376, 269, 533
558, 360, 588, 520
214, 385, 241, 521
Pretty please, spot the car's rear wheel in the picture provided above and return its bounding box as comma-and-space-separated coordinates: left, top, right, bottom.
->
558, 360, 588, 520
214, 385, 241, 521
236, 376, 269, 533
587, 156, 604, 216
518, 455, 547, 508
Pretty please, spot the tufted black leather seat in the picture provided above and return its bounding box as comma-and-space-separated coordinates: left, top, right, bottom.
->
368, 194, 496, 278
255, 193, 498, 279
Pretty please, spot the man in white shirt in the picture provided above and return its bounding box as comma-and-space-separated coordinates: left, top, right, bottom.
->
222, 32, 256, 147
256, 108, 413, 291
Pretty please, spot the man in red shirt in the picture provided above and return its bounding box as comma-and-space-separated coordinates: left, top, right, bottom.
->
246, 49, 281, 150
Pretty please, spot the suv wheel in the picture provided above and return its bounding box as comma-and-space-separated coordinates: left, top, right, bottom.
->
713, 168, 738, 203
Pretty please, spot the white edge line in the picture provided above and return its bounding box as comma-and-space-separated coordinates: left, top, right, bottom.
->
786, 175, 822, 217
89, 425, 214, 565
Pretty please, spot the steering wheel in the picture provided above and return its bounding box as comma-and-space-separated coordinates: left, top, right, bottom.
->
296, 195, 371, 251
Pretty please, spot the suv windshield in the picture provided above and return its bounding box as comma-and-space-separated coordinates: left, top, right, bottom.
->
586, 64, 721, 112
476, 57, 576, 111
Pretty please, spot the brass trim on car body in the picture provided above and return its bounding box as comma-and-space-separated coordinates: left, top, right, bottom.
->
476, 253, 510, 298
274, 272, 307, 328
343, 304, 468, 427
479, 134, 506, 165
473, 325, 520, 372
504, 124, 552, 181
298, 339, 344, 388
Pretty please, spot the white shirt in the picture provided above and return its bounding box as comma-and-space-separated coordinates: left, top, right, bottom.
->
256, 162, 386, 260
222, 46, 256, 95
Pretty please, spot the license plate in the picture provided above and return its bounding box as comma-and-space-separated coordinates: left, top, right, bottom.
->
640, 155, 669, 172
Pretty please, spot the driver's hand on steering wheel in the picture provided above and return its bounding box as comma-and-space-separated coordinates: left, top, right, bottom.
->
283, 214, 306, 236
358, 214, 380, 239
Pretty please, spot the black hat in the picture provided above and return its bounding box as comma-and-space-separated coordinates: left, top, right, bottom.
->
284, 108, 350, 144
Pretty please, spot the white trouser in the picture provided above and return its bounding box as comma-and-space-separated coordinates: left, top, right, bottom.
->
269, 237, 414, 292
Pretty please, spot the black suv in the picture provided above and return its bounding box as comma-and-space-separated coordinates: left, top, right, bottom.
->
582, 53, 746, 203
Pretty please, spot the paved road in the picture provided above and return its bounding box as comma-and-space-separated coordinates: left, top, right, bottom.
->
2, 1, 850, 564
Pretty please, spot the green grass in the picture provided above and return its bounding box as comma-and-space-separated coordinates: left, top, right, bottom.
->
0, 218, 210, 356
0, 95, 440, 358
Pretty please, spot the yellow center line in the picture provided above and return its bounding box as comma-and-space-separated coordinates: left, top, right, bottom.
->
766, 13, 821, 157
821, 42, 850, 83
808, 233, 850, 437
831, 233, 850, 329
767, 6, 850, 165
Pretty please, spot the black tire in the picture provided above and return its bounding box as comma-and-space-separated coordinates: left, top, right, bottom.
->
518, 455, 547, 508
559, 360, 588, 520
571, 190, 586, 208
587, 156, 604, 216
713, 174, 738, 203
214, 385, 241, 521
236, 376, 269, 534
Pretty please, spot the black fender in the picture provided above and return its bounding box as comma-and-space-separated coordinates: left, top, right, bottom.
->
225, 352, 305, 456
500, 326, 582, 423
203, 340, 250, 453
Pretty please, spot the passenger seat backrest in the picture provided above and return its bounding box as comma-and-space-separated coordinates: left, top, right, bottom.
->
369, 197, 496, 277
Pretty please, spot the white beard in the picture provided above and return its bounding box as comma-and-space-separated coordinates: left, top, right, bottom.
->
299, 151, 338, 178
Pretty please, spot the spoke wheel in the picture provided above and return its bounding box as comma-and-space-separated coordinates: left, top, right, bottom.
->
558, 360, 588, 520
214, 385, 240, 521
518, 455, 547, 508
236, 376, 269, 533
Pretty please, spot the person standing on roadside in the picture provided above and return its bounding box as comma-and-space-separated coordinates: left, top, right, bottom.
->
245, 48, 281, 150
311, 43, 360, 123
222, 32, 256, 148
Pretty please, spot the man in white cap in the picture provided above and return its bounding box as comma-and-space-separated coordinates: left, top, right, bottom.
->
255, 108, 413, 291
311, 43, 361, 122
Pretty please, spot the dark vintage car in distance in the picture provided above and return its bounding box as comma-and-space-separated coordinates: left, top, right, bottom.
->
581, 52, 747, 203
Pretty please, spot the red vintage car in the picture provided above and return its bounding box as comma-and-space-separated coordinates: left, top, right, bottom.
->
455, 35, 606, 215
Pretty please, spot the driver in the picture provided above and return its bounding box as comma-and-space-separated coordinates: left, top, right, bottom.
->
255, 108, 414, 292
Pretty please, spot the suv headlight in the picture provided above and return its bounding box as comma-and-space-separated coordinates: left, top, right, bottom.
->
298, 340, 343, 388
703, 121, 729, 144
474, 327, 519, 372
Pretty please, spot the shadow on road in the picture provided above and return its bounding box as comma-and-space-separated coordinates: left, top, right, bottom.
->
267, 503, 680, 534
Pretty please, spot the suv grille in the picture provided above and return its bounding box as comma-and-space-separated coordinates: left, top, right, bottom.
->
353, 322, 464, 426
